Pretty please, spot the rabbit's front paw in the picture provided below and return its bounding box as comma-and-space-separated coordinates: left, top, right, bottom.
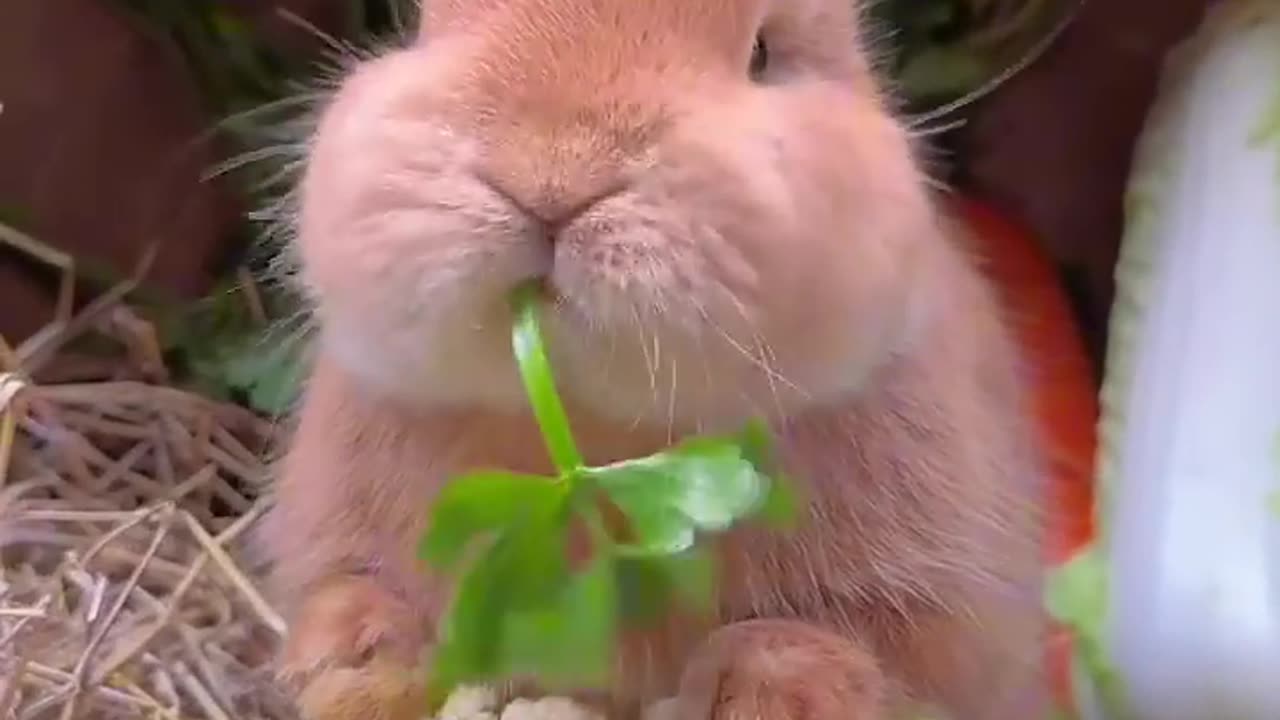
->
278, 575, 427, 720
670, 619, 887, 720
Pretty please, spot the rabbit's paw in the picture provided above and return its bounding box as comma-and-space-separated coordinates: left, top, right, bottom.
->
670, 619, 887, 720
278, 575, 427, 720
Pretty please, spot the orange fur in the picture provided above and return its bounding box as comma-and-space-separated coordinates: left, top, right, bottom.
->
262, 0, 1049, 718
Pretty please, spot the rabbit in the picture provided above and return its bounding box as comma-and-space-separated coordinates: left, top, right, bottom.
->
259, 0, 1051, 718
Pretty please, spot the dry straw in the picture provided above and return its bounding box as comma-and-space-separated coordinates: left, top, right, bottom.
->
1, 223, 295, 720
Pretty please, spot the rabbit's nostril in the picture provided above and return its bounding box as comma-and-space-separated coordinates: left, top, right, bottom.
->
478, 171, 622, 243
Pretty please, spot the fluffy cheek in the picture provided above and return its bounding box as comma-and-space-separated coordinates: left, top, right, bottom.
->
745, 86, 935, 399
295, 54, 548, 409
558, 86, 936, 426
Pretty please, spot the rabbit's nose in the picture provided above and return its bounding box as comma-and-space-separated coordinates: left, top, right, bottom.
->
475, 121, 636, 240
479, 169, 620, 239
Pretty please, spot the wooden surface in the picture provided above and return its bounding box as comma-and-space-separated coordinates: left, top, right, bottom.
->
0, 0, 335, 341
0, 0, 232, 339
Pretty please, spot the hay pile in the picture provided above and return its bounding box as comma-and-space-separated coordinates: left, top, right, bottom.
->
0, 233, 616, 720
0, 233, 295, 719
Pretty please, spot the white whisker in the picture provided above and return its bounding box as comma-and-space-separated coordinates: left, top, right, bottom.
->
202, 144, 306, 183
276, 8, 364, 60
631, 303, 658, 400
696, 290, 804, 424
906, 117, 966, 136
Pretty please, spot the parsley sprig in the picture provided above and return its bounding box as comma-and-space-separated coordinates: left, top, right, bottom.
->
417, 283, 797, 707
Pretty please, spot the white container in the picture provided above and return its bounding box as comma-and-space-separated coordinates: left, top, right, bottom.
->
1073, 2, 1280, 718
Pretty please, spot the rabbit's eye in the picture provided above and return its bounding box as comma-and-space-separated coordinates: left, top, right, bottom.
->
749, 35, 769, 79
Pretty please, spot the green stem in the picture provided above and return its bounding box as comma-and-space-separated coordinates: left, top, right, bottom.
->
509, 283, 584, 474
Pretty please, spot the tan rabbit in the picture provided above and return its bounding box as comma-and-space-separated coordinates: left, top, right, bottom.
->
260, 0, 1050, 718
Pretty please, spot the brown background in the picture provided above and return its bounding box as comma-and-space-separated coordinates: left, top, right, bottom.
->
964, 0, 1220, 353
0, 0, 1217, 358
0, 0, 337, 340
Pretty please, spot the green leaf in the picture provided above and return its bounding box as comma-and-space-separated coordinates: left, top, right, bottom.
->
590, 428, 798, 554
1045, 547, 1130, 719
593, 436, 769, 535
509, 283, 583, 473
661, 439, 772, 528
429, 546, 618, 702
758, 474, 800, 528
1044, 549, 1104, 635
429, 532, 513, 695
591, 466, 697, 555
737, 420, 800, 528
498, 505, 574, 610
418, 471, 567, 572
498, 553, 618, 687
615, 547, 716, 626
423, 286, 801, 708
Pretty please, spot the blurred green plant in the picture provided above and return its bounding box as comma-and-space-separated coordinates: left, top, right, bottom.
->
148, 278, 307, 415
0, 205, 35, 230
872, 0, 1079, 108
112, 0, 417, 111
102, 1, 386, 413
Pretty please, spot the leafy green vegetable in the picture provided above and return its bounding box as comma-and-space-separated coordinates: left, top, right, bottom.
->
499, 553, 618, 686
586, 431, 784, 552
1045, 548, 1130, 719
418, 284, 798, 707
509, 282, 583, 473
419, 471, 569, 572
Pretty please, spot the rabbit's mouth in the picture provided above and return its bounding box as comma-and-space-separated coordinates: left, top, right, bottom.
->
531, 250, 813, 434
